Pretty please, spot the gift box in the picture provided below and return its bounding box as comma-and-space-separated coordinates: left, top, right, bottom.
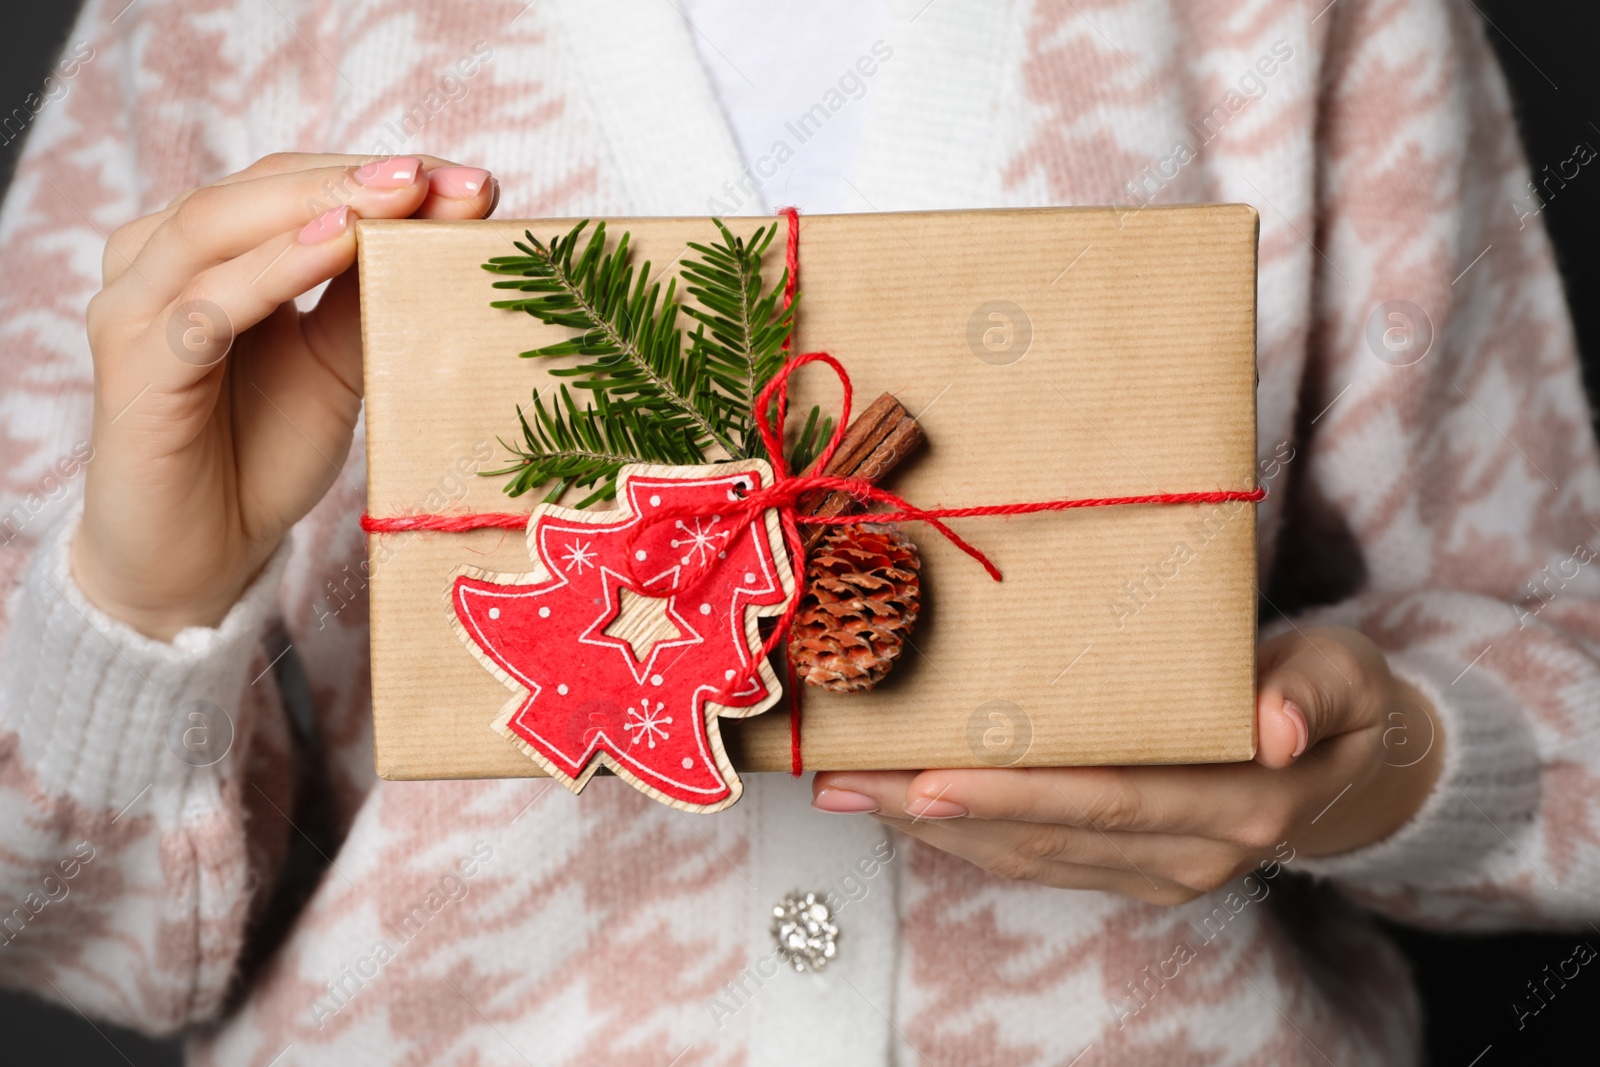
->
358, 205, 1259, 802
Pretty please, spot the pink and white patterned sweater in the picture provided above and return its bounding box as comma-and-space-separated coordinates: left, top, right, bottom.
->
1, 0, 1598, 1063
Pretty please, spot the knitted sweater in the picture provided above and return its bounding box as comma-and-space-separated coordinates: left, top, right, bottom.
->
2, 0, 1598, 1064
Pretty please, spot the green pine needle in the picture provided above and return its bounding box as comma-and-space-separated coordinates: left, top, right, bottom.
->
483, 219, 828, 503
787, 404, 836, 474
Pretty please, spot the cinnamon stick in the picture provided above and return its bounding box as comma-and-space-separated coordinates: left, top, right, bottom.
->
797, 392, 924, 552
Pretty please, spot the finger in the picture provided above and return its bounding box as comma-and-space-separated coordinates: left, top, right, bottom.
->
104, 153, 471, 287
878, 812, 1249, 893
298, 267, 362, 397
131, 206, 360, 388
415, 167, 499, 220
879, 818, 1200, 905
164, 152, 470, 205
103, 213, 167, 287
839, 765, 1276, 841
812, 770, 918, 814
207, 156, 492, 225
1254, 627, 1385, 769
211, 151, 467, 187
107, 158, 433, 311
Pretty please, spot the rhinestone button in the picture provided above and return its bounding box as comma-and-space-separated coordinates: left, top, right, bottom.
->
771, 891, 839, 972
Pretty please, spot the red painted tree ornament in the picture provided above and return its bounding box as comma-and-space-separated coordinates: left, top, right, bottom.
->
449, 460, 795, 813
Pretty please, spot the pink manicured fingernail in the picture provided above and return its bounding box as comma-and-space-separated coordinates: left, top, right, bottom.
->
813, 789, 879, 814
298, 205, 350, 245
1282, 699, 1308, 758
907, 798, 967, 820
355, 156, 422, 188
429, 166, 492, 199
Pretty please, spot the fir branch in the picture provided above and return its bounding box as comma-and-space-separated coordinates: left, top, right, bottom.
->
486, 222, 739, 459
483, 386, 706, 508
679, 220, 794, 457
483, 218, 806, 503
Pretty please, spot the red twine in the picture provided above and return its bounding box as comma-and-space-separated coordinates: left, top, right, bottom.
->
361, 208, 1266, 779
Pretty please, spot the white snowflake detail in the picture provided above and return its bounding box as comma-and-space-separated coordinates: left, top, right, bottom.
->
670, 517, 730, 566
625, 700, 672, 748
560, 539, 597, 574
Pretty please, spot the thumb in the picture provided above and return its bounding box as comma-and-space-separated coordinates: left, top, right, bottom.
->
299, 266, 363, 392
1254, 627, 1386, 769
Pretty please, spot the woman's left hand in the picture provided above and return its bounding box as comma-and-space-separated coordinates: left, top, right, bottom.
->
811, 627, 1444, 904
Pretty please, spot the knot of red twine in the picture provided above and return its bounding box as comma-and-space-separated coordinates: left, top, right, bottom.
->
620, 349, 1000, 775
360, 206, 1267, 779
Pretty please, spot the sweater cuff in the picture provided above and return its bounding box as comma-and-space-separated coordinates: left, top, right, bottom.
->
1294, 648, 1542, 889
0, 507, 290, 813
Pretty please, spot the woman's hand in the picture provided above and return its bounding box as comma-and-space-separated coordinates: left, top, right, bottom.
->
811, 627, 1444, 904
73, 153, 498, 639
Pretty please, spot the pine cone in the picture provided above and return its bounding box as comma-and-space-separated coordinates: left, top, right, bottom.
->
789, 524, 921, 693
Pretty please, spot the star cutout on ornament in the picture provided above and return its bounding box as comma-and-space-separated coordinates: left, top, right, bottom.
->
446, 461, 794, 814
580, 567, 701, 684
602, 587, 687, 662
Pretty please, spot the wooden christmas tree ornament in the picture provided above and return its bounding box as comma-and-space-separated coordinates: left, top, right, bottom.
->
448, 460, 792, 814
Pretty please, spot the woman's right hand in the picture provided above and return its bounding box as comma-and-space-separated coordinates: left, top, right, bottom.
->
72, 153, 498, 639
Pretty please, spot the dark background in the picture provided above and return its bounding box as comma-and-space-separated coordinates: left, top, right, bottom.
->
0, 2, 1595, 1063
